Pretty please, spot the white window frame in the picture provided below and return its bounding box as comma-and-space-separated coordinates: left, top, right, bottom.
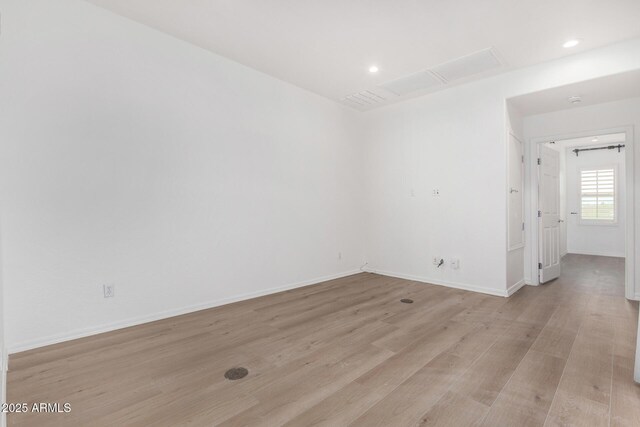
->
578, 164, 618, 226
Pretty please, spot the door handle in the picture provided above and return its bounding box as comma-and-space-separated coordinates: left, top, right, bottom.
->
510, 188, 519, 193
558, 219, 564, 223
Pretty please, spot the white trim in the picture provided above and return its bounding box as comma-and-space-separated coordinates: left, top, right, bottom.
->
566, 250, 625, 258
369, 269, 509, 297
527, 125, 635, 300
8, 269, 361, 354
507, 279, 526, 296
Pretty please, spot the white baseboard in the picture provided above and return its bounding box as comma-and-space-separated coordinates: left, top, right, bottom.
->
507, 279, 526, 296
8, 269, 361, 355
368, 269, 509, 297
567, 250, 625, 258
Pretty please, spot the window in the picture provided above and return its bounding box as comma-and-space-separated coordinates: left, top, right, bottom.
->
580, 167, 616, 223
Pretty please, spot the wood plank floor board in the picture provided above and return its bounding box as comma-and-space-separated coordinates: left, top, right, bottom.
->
479, 350, 566, 427
356, 320, 479, 392
281, 381, 388, 427
7, 254, 638, 426
610, 354, 640, 427
239, 322, 399, 400
350, 323, 504, 426
217, 345, 395, 427
442, 328, 541, 408
416, 390, 489, 427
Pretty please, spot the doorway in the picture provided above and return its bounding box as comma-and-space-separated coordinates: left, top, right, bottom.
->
531, 128, 634, 299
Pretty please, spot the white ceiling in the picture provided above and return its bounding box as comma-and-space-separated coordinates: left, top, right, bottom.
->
509, 69, 640, 116
85, 0, 640, 110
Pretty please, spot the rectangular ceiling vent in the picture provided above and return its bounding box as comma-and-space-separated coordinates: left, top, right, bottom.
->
341, 90, 387, 108
378, 70, 444, 96
343, 48, 502, 109
430, 48, 502, 83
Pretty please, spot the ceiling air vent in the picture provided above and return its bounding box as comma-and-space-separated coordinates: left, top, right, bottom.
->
430, 48, 502, 82
341, 90, 387, 108
378, 70, 444, 96
342, 48, 503, 110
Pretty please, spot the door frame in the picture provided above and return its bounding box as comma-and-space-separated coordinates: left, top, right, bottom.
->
527, 125, 635, 300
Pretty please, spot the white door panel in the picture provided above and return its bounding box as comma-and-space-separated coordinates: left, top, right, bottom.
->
539, 145, 561, 283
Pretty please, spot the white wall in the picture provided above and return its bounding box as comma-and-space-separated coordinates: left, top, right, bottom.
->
565, 146, 626, 257
523, 97, 640, 296
0, 0, 365, 352
362, 40, 640, 297
2, 0, 640, 353
362, 83, 509, 296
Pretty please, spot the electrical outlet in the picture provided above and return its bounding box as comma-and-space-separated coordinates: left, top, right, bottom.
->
451, 258, 460, 269
432, 188, 440, 197
103, 284, 115, 298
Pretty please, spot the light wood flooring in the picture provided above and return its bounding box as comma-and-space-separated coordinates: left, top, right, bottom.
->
7, 254, 639, 426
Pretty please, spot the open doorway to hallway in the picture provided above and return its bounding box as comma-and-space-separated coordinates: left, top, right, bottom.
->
538, 133, 627, 286
506, 70, 640, 387
505, 69, 638, 301
528, 125, 634, 299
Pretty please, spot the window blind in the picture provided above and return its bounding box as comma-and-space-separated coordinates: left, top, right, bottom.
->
580, 168, 615, 221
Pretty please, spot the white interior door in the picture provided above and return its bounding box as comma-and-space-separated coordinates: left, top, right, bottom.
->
538, 145, 561, 283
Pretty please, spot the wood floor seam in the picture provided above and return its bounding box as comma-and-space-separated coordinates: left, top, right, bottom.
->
478, 305, 562, 426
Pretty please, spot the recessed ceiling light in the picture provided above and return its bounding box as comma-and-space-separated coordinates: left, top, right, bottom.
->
568, 96, 582, 104
563, 39, 581, 48
592, 137, 599, 142
368, 65, 379, 73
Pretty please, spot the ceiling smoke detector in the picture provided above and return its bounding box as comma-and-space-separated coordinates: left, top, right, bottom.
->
568, 96, 582, 104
